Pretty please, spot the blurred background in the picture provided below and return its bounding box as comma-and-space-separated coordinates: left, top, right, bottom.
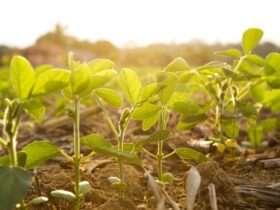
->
0, 0, 279, 68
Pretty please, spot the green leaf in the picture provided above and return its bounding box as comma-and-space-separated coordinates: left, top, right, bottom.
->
265, 52, 280, 74
23, 99, 45, 122
91, 69, 117, 89
248, 124, 263, 147
142, 112, 160, 131
260, 118, 278, 132
35, 64, 53, 74
119, 68, 142, 104
10, 56, 35, 99
263, 90, 280, 112
176, 147, 207, 163
138, 83, 159, 103
157, 72, 177, 104
172, 101, 201, 115
161, 172, 174, 184
250, 82, 267, 102
0, 152, 27, 167
181, 113, 208, 124
165, 57, 190, 72
81, 134, 112, 151
88, 59, 114, 74
70, 64, 91, 96
81, 134, 141, 165
245, 54, 265, 66
266, 74, 280, 88
236, 101, 257, 117
21, 140, 61, 169
179, 71, 196, 83
216, 48, 241, 58
95, 88, 122, 107
242, 28, 263, 54
222, 119, 239, 138
132, 103, 161, 120
177, 113, 207, 130
0, 166, 32, 210
135, 130, 169, 146
176, 121, 198, 131
32, 68, 70, 96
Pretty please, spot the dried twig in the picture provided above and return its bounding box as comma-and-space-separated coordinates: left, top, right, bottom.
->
208, 183, 218, 210
161, 188, 180, 210
257, 158, 280, 169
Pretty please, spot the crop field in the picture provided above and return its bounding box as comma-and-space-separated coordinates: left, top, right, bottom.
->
1, 27, 280, 210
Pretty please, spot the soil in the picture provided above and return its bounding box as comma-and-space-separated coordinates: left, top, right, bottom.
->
8, 109, 280, 210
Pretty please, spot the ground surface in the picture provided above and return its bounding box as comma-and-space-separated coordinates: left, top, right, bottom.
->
13, 108, 280, 210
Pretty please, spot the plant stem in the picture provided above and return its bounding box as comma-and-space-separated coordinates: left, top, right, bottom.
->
157, 108, 167, 180
94, 95, 118, 138
163, 150, 176, 159
157, 140, 163, 180
5, 104, 26, 209
73, 97, 81, 210
118, 127, 125, 183
215, 104, 222, 141
6, 104, 21, 166
7, 131, 18, 166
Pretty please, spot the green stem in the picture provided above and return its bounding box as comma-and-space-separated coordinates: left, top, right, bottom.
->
6, 105, 21, 166
20, 201, 27, 210
8, 132, 18, 166
157, 108, 167, 180
5, 104, 26, 209
233, 56, 245, 72
215, 104, 222, 140
143, 148, 157, 159
163, 150, 176, 159
94, 95, 118, 138
157, 140, 163, 180
73, 97, 81, 210
118, 128, 125, 183
0, 138, 6, 149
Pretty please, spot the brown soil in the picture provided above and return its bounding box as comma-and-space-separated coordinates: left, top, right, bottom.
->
12, 111, 280, 210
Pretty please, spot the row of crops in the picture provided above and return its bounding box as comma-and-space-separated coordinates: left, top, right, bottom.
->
0, 28, 280, 210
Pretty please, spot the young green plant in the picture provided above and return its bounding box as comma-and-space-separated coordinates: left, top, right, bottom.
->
81, 68, 144, 193
131, 61, 207, 183
0, 56, 70, 210
50, 55, 118, 209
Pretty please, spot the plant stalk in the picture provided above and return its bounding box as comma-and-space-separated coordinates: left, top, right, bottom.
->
73, 97, 81, 210
7, 131, 18, 166
157, 108, 167, 180
118, 127, 125, 183
5, 104, 26, 209
94, 95, 118, 138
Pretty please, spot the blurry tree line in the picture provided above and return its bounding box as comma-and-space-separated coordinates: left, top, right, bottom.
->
0, 24, 280, 68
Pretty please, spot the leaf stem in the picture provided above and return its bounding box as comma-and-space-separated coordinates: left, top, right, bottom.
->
143, 148, 157, 159
163, 150, 176, 159
94, 95, 118, 138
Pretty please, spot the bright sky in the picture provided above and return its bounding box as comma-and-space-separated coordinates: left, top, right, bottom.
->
0, 0, 279, 47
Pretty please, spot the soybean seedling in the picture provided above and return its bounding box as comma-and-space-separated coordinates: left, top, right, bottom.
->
131, 61, 207, 184
0, 56, 70, 210
205, 28, 266, 151
172, 28, 266, 152
81, 68, 145, 195
50, 54, 117, 209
